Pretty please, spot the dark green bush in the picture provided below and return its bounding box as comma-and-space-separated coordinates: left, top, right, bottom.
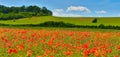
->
92, 18, 97, 23
39, 21, 75, 27
1, 21, 120, 30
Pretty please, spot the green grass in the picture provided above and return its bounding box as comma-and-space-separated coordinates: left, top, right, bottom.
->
0, 26, 120, 32
0, 16, 120, 26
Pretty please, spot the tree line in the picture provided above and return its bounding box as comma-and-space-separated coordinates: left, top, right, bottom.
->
0, 5, 52, 20
0, 21, 120, 30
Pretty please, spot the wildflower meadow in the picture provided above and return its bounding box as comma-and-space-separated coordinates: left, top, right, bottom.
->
0, 28, 120, 57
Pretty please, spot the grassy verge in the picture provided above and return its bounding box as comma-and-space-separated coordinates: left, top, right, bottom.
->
0, 26, 120, 32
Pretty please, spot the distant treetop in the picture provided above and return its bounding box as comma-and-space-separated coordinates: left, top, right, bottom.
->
0, 5, 52, 20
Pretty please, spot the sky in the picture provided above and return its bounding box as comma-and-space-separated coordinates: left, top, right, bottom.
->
0, 0, 120, 17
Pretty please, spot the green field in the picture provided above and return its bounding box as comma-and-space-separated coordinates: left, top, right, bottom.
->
0, 16, 120, 57
0, 16, 120, 26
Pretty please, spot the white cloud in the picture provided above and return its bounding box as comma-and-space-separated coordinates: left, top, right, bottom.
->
53, 6, 91, 17
95, 10, 107, 14
57, 14, 82, 17
118, 14, 120, 16
53, 9, 64, 15
53, 9, 82, 17
67, 6, 91, 13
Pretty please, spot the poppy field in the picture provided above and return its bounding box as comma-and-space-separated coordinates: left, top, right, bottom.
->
0, 28, 120, 57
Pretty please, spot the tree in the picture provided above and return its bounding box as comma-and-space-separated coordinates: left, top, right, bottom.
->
0, 5, 53, 20
20, 5, 26, 12
92, 18, 97, 23
41, 7, 52, 16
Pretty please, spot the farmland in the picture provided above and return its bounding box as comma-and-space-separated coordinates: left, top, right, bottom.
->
0, 16, 120, 26
0, 16, 120, 57
0, 28, 120, 57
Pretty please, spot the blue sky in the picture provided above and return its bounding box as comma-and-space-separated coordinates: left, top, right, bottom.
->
0, 0, 120, 17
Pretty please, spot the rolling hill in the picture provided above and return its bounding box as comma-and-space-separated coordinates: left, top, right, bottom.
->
0, 16, 120, 26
